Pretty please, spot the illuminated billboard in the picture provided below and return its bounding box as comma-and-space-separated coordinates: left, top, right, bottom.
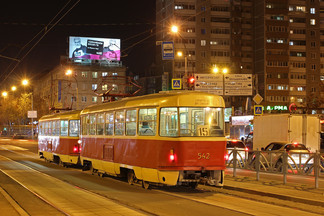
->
69, 36, 121, 61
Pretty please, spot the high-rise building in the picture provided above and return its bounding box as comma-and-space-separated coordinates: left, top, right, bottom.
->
156, 0, 324, 114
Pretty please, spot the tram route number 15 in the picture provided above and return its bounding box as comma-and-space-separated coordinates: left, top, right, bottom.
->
197, 125, 209, 136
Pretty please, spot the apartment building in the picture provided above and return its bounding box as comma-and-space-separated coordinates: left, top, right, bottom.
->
156, 0, 324, 113
34, 58, 127, 111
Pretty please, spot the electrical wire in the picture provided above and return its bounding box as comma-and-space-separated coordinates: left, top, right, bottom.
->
0, 0, 80, 85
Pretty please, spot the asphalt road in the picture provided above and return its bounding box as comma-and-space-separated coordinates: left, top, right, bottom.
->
0, 138, 321, 216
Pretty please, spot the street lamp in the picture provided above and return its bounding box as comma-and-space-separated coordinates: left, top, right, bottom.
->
65, 69, 79, 110
22, 79, 35, 140
11, 86, 17, 91
212, 66, 229, 95
2, 91, 8, 97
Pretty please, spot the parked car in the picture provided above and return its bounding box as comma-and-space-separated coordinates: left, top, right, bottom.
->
226, 139, 248, 163
260, 142, 313, 171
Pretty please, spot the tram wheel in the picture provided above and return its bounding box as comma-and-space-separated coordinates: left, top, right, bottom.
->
142, 180, 150, 189
59, 159, 66, 167
189, 182, 199, 189
127, 170, 135, 185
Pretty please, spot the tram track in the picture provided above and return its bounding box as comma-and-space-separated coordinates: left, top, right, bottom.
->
1, 146, 323, 215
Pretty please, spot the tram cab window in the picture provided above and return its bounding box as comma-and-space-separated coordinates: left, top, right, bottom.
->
69, 120, 80, 137
96, 113, 104, 135
89, 115, 96, 135
39, 123, 43, 135
160, 108, 178, 137
160, 107, 224, 137
126, 110, 137, 136
139, 108, 157, 136
60, 120, 68, 136
115, 110, 125, 135
105, 112, 114, 135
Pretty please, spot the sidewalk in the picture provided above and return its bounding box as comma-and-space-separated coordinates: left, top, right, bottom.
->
224, 173, 324, 207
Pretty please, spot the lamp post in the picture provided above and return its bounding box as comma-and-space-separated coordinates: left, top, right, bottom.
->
171, 25, 191, 88
65, 69, 79, 110
22, 79, 34, 140
212, 66, 229, 95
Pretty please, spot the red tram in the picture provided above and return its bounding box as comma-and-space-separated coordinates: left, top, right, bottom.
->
38, 110, 81, 166
79, 91, 226, 188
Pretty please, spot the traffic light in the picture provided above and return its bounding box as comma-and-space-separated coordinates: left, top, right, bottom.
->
188, 76, 195, 90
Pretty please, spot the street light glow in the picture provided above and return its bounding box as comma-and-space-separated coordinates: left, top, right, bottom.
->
177, 51, 183, 57
66, 69, 73, 76
212, 67, 219, 73
2, 91, 8, 97
11, 86, 17, 91
22, 79, 29, 86
171, 25, 178, 33
222, 68, 228, 74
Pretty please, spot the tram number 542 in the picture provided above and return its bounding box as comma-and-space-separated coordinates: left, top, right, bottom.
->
198, 153, 210, 160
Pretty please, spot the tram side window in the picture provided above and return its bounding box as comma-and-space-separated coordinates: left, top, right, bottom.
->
48, 121, 52, 135
96, 113, 104, 135
60, 120, 68, 136
160, 108, 178, 137
55, 120, 60, 136
44, 121, 49, 135
115, 110, 125, 135
89, 115, 96, 135
69, 120, 80, 137
105, 112, 114, 135
138, 108, 157, 136
126, 109, 136, 136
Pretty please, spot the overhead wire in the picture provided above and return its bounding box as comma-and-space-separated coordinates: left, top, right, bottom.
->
0, 0, 81, 85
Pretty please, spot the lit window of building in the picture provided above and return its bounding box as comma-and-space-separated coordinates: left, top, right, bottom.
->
310, 19, 315, 25
102, 72, 108, 77
92, 96, 97, 102
102, 84, 108, 91
201, 40, 206, 46
92, 72, 98, 78
92, 84, 97, 90
81, 72, 88, 77
310, 8, 315, 14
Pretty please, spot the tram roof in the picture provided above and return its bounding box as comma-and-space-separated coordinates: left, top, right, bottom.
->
81, 91, 225, 115
39, 110, 81, 121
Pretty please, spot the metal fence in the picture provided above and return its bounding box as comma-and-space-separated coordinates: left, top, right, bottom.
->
226, 148, 324, 188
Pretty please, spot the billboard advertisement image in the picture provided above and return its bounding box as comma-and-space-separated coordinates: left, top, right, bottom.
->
69, 36, 121, 61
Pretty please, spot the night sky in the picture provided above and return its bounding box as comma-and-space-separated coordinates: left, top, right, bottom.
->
0, 0, 156, 86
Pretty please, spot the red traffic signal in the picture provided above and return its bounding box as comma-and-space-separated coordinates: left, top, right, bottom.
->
188, 76, 195, 84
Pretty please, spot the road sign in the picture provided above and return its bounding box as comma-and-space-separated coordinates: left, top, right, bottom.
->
28, 111, 37, 118
253, 93, 263, 104
194, 74, 223, 94
224, 74, 252, 96
254, 105, 263, 115
172, 79, 182, 90
162, 41, 174, 60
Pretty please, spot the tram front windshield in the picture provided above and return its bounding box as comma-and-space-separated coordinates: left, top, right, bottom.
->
160, 107, 224, 137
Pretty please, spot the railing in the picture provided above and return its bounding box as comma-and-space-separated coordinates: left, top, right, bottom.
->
226, 148, 324, 188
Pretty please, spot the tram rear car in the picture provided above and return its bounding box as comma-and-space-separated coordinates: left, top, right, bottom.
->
80, 91, 226, 188
38, 110, 81, 166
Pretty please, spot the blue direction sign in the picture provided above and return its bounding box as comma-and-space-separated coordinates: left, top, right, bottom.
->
162, 41, 174, 60
254, 105, 263, 115
172, 79, 182, 90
